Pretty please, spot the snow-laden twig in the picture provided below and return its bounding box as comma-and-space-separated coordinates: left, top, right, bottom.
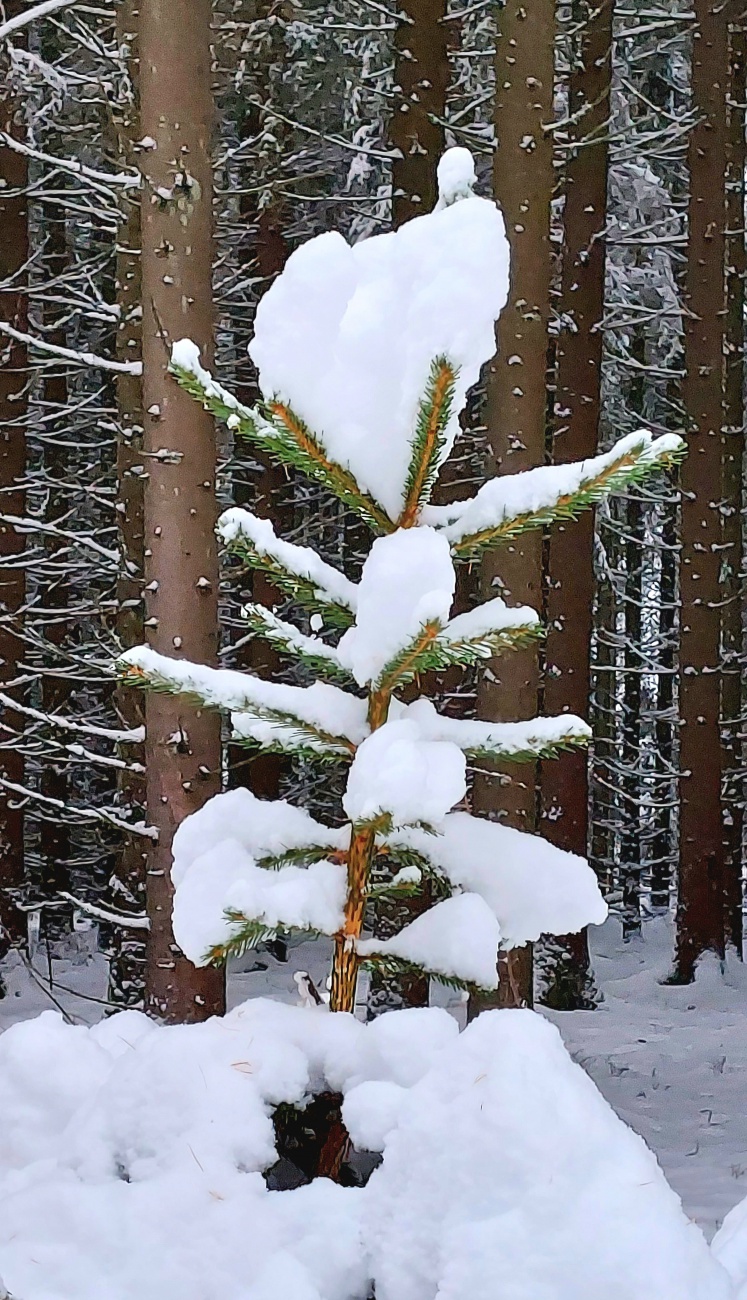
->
0, 0, 83, 40
57, 892, 149, 929
0, 130, 139, 189
0, 322, 142, 375
0, 514, 119, 563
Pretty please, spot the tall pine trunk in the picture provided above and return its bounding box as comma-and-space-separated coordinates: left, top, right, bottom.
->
540, 0, 612, 1009
109, 0, 147, 1005
676, 0, 729, 981
0, 12, 28, 958
721, 15, 745, 954
470, 0, 556, 1012
140, 0, 225, 1021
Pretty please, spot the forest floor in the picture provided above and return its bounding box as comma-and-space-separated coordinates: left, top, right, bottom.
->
2, 915, 746, 1239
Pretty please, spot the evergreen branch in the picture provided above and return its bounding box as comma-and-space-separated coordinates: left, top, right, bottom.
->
376, 616, 544, 692
464, 726, 591, 765
225, 539, 355, 629
358, 952, 491, 995
256, 844, 349, 871
119, 648, 361, 757
446, 433, 686, 558
398, 357, 458, 527
241, 604, 353, 685
266, 401, 396, 534
204, 913, 319, 966
375, 619, 444, 692
171, 356, 395, 533
231, 705, 357, 759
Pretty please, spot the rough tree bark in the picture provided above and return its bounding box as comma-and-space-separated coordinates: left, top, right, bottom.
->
470, 0, 556, 1013
0, 7, 28, 958
39, 202, 71, 918
721, 13, 745, 954
109, 0, 147, 1005
390, 0, 449, 225
676, 0, 729, 981
139, 0, 225, 1021
540, 0, 613, 1009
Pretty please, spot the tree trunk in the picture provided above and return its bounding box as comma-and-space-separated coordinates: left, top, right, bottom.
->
0, 11, 28, 958
676, 0, 729, 981
469, 0, 556, 1014
109, 0, 147, 1006
721, 14, 745, 954
140, 0, 225, 1021
539, 0, 612, 1008
390, 0, 449, 226
39, 204, 72, 920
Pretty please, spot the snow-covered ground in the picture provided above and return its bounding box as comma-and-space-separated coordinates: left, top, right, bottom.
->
548, 916, 747, 1240
2, 915, 745, 1240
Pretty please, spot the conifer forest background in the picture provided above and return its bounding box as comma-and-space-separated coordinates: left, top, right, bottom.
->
0, 0, 744, 1021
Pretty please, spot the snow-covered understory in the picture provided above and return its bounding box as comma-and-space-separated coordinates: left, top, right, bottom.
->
2, 917, 747, 1299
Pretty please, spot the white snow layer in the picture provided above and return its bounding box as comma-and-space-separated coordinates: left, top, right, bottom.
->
715, 1197, 747, 1297
119, 646, 368, 753
337, 527, 455, 686
357, 893, 502, 989
248, 149, 509, 520
402, 696, 592, 759
171, 787, 347, 887
0, 1003, 731, 1300
389, 811, 607, 948
217, 508, 359, 614
343, 719, 466, 829
171, 789, 350, 963
173, 846, 347, 962
423, 429, 685, 545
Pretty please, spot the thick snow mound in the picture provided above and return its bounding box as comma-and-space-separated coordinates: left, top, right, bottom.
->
714, 1196, 747, 1297
249, 150, 509, 520
343, 719, 466, 830
0, 1003, 730, 1300
368, 1008, 732, 1300
366, 1010, 732, 1300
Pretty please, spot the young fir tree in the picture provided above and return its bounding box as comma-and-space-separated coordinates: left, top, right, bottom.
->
118, 149, 684, 1016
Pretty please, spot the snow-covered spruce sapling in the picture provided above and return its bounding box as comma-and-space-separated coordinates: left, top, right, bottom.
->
118, 148, 684, 1014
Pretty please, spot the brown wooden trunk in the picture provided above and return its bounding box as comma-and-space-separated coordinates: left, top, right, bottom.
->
0, 8, 28, 955
470, 0, 556, 1013
109, 0, 147, 1005
390, 0, 449, 226
539, 0, 613, 1006
676, 0, 729, 981
140, 0, 225, 1021
721, 16, 745, 954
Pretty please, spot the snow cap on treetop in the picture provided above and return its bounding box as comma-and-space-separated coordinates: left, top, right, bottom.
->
248, 147, 509, 520
434, 145, 477, 208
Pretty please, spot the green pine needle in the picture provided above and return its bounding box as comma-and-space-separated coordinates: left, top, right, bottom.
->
398, 357, 458, 527
450, 440, 686, 558
170, 359, 395, 534
222, 534, 355, 629
241, 604, 353, 686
